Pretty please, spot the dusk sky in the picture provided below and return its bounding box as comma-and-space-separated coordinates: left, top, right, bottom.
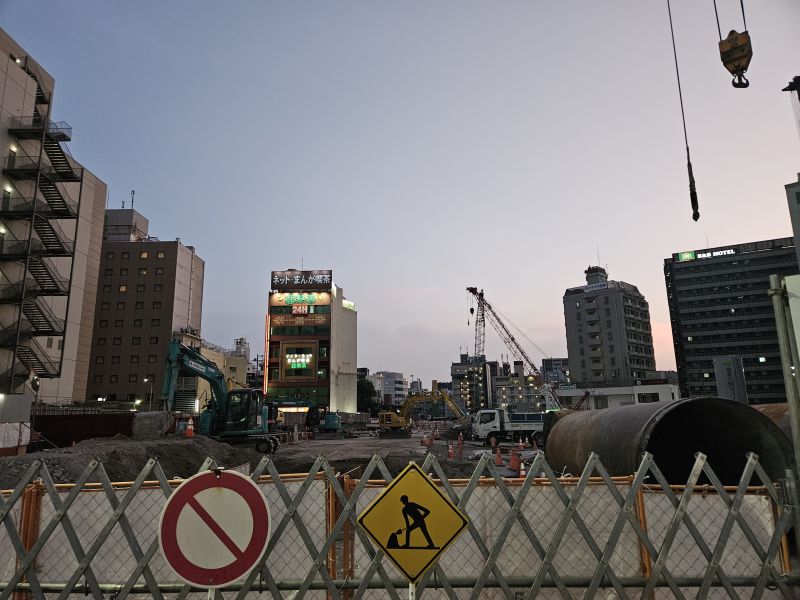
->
2, 2, 799, 386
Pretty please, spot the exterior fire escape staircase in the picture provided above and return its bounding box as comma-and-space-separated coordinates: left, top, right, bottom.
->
0, 55, 82, 390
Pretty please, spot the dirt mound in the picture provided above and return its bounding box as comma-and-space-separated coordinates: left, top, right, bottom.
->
0, 435, 264, 489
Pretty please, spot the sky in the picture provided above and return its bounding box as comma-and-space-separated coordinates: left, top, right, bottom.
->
2, 1, 799, 386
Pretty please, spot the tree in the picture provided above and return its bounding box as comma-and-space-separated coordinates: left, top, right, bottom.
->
357, 378, 377, 413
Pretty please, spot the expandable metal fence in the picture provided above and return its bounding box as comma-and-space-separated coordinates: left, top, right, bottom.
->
1, 450, 799, 599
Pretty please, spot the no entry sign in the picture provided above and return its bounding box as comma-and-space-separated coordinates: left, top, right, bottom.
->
159, 469, 271, 588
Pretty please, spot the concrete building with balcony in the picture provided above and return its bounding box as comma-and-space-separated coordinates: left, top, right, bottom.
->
367, 371, 408, 406
0, 28, 107, 403
85, 208, 204, 408
563, 266, 655, 387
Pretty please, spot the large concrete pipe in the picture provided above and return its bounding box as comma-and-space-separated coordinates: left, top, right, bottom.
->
545, 397, 792, 484
753, 403, 792, 445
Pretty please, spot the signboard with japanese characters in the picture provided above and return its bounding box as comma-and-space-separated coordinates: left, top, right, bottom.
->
270, 314, 330, 327
271, 270, 332, 291
269, 292, 331, 307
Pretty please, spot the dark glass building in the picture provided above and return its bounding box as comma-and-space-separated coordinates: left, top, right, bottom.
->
664, 238, 798, 403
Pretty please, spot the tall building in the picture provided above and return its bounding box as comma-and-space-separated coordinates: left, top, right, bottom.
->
368, 371, 408, 406
85, 208, 204, 406
450, 354, 500, 411
265, 269, 356, 412
492, 360, 539, 409
664, 238, 798, 403
563, 267, 655, 386
0, 29, 107, 403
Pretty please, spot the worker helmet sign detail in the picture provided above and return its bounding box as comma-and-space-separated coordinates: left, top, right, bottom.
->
357, 462, 468, 583
159, 470, 270, 588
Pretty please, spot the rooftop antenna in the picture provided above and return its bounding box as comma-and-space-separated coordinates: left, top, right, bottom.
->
596, 244, 600, 266
121, 199, 124, 208
130, 190, 135, 210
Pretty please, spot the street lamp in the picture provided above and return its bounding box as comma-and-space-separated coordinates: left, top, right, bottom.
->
144, 377, 154, 411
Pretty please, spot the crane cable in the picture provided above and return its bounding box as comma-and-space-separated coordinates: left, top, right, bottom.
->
713, 0, 748, 41
666, 0, 700, 222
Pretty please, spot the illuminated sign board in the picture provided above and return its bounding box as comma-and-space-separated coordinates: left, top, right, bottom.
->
273, 292, 326, 305
292, 305, 309, 315
286, 353, 312, 369
342, 300, 356, 311
271, 270, 332, 291
675, 248, 736, 262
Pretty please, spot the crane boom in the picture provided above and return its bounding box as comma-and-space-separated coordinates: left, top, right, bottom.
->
466, 287, 562, 410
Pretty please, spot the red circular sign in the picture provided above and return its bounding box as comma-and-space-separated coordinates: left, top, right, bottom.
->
159, 470, 270, 588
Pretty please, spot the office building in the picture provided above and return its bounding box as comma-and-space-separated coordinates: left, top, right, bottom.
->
86, 208, 204, 407
492, 360, 539, 409
0, 29, 108, 403
664, 238, 798, 403
265, 269, 356, 412
557, 381, 678, 410
368, 371, 408, 406
450, 354, 500, 411
541, 357, 570, 384
563, 266, 655, 386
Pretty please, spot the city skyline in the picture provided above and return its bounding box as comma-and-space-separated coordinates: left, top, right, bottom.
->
2, 1, 798, 386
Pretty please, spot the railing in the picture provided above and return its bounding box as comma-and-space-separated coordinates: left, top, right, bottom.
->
0, 452, 796, 599
20, 55, 52, 104
4, 152, 83, 181
16, 337, 59, 374
0, 193, 77, 216
23, 297, 65, 333
7, 116, 72, 140
34, 215, 74, 253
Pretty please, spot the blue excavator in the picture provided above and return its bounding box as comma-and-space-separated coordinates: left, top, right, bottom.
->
160, 340, 282, 453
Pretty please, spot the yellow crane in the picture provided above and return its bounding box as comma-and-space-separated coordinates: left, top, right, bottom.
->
378, 391, 469, 434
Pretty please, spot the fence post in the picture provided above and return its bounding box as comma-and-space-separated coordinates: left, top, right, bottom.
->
326, 473, 338, 600
13, 481, 43, 600
634, 482, 655, 600
342, 475, 355, 600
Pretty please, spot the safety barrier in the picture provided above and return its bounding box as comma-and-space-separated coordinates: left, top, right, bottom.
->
0, 451, 798, 599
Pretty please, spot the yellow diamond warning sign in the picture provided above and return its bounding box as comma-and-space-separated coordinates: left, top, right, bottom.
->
357, 462, 469, 583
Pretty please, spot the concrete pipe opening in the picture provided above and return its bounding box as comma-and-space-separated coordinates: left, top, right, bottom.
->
546, 397, 793, 484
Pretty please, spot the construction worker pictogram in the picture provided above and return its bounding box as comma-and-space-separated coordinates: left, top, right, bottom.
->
357, 462, 468, 583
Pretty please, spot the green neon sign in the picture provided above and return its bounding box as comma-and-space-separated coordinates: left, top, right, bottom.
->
677, 251, 696, 262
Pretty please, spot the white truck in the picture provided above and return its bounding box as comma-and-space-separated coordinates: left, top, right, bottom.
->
472, 409, 546, 447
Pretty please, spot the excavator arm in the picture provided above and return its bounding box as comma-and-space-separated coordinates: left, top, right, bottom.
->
399, 391, 469, 424
160, 339, 229, 415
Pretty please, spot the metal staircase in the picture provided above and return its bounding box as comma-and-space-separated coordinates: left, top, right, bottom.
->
0, 54, 83, 391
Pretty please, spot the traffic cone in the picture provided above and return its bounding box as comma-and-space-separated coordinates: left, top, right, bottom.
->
510, 449, 520, 472
448, 441, 454, 460
185, 417, 195, 438
517, 439, 524, 452
495, 445, 503, 466
520, 461, 527, 479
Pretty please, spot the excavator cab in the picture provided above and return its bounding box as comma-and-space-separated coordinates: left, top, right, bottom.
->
719, 30, 752, 88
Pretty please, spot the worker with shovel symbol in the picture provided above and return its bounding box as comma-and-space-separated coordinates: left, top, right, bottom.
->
386, 495, 439, 549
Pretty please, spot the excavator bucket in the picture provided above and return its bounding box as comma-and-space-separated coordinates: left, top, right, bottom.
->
719, 30, 752, 88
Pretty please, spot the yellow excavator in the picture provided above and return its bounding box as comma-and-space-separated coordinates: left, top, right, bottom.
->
378, 391, 469, 436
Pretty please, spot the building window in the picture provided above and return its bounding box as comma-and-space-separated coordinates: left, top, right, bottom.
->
129, 374, 138, 383
151, 319, 160, 326
105, 252, 114, 260
148, 354, 158, 363
594, 396, 609, 409
152, 301, 161, 309
139, 251, 148, 259
136, 284, 145, 292
104, 268, 112, 276
113, 337, 122, 346
155, 267, 164, 275
149, 336, 159, 344
114, 319, 123, 327
139, 267, 147, 275
130, 355, 139, 363
95, 356, 104, 364
134, 319, 142, 327
118, 285, 127, 292
157, 251, 165, 259
109, 374, 118, 383
46, 337, 53, 349
93, 375, 102, 383
99, 320, 108, 328
154, 284, 163, 292
111, 355, 120, 364
135, 301, 144, 309
117, 301, 125, 309
132, 337, 141, 345
101, 302, 110, 310
103, 285, 111, 293
97, 337, 106, 346
121, 251, 129, 259
758, 356, 766, 363
120, 268, 128, 276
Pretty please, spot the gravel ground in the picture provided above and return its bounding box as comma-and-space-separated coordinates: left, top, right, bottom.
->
0, 433, 491, 489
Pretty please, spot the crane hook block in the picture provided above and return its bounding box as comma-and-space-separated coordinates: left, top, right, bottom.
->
719, 30, 752, 89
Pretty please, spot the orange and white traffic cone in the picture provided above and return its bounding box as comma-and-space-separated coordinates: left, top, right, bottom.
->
510, 449, 520, 473
448, 441, 454, 460
495, 445, 503, 466
185, 417, 195, 438
520, 461, 527, 479
517, 439, 524, 452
